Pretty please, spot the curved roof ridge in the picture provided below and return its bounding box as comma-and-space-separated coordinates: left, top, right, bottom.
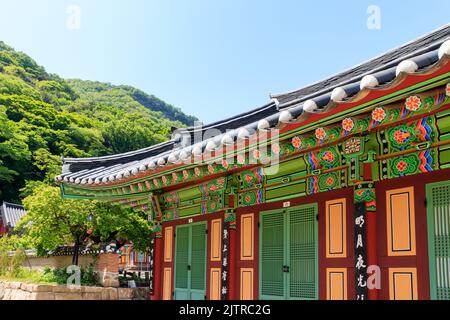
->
63, 102, 278, 166
63, 140, 175, 164
178, 101, 277, 133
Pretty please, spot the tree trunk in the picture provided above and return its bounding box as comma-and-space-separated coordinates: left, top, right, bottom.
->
72, 238, 80, 266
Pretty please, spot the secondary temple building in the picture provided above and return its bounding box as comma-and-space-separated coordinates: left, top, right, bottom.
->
0, 202, 26, 235
57, 25, 450, 300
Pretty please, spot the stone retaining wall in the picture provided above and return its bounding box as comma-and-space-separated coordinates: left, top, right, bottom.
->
23, 253, 120, 287
0, 281, 149, 300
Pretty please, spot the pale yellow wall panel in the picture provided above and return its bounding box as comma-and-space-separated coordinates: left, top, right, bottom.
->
210, 219, 222, 261
326, 199, 347, 258
389, 268, 418, 300
163, 267, 172, 300
210, 268, 221, 300
241, 214, 254, 260
164, 227, 173, 262
326, 268, 347, 300
386, 187, 416, 256
240, 268, 253, 300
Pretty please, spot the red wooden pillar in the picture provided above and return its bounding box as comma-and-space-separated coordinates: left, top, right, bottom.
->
151, 235, 163, 300
226, 193, 238, 300
363, 162, 372, 181
228, 226, 237, 300
366, 211, 378, 300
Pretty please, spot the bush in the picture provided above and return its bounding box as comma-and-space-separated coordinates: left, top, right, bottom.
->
0, 251, 9, 276
10, 248, 26, 277
42, 264, 100, 286
0, 252, 57, 284
0, 248, 27, 277
0, 245, 101, 286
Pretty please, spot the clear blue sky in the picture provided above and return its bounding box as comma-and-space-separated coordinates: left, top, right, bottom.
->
0, 0, 449, 124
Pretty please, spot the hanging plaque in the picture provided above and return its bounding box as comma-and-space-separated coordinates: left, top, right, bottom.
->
354, 202, 368, 300
221, 221, 230, 300
148, 235, 155, 295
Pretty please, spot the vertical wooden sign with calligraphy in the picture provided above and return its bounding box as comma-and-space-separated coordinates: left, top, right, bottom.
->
354, 202, 368, 300
221, 221, 230, 300
148, 235, 155, 295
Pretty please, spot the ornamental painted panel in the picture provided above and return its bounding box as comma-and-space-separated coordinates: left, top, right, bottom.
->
378, 116, 439, 179
240, 214, 254, 261
326, 268, 347, 300
354, 183, 376, 211
305, 146, 346, 195
199, 177, 227, 214
237, 167, 265, 190
343, 137, 363, 156
239, 190, 264, 207
306, 146, 341, 170
326, 199, 347, 258
162, 191, 180, 208
202, 199, 222, 215
389, 268, 418, 300
308, 171, 346, 195
386, 187, 416, 256
165, 208, 178, 221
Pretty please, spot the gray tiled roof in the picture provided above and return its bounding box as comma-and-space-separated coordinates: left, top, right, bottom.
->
57, 24, 450, 187
1, 202, 26, 229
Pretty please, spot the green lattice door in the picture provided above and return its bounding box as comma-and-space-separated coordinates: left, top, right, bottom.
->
427, 181, 450, 300
260, 204, 318, 300
288, 205, 317, 299
174, 222, 207, 300
260, 210, 285, 299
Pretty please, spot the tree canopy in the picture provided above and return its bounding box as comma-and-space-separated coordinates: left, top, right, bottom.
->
18, 185, 152, 264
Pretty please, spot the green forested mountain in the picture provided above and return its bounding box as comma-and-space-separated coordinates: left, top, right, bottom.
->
66, 79, 198, 126
0, 41, 198, 203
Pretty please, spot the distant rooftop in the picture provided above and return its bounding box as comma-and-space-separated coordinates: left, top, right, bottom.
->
1, 202, 26, 229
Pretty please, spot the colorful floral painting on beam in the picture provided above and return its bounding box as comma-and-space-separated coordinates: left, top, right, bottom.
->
354, 183, 376, 211
379, 116, 438, 178
199, 177, 227, 214
59, 88, 449, 205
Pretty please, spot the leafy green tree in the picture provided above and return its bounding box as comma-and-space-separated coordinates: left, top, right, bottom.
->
0, 105, 31, 201
19, 185, 152, 265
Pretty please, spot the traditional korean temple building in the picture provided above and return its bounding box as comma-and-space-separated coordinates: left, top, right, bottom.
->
0, 202, 26, 235
57, 24, 450, 300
